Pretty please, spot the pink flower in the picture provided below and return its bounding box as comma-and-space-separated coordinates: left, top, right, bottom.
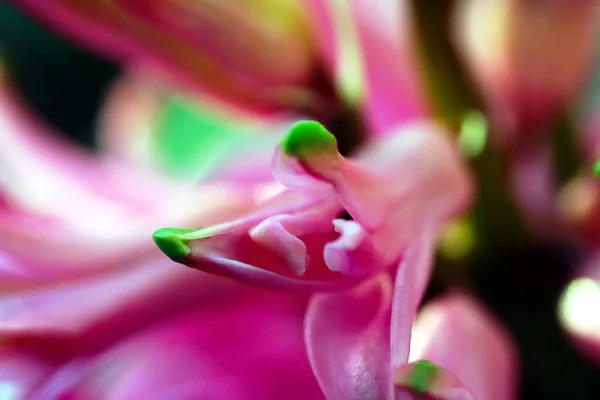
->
153, 120, 472, 291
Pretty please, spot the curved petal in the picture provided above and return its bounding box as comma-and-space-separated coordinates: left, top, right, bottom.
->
390, 225, 437, 368
409, 293, 518, 400
305, 274, 394, 400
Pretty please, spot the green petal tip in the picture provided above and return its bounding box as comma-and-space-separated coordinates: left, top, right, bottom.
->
281, 120, 337, 159
401, 360, 440, 394
152, 227, 195, 263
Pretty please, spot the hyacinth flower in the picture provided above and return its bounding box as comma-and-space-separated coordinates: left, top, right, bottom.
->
0, 63, 301, 339
454, 0, 600, 142
153, 119, 472, 291
12, 0, 318, 112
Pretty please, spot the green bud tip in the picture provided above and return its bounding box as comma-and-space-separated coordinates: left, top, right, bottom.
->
403, 360, 440, 394
281, 120, 337, 159
593, 159, 600, 178
152, 227, 195, 263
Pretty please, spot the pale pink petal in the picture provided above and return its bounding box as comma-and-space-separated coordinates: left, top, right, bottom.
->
390, 226, 438, 368
305, 274, 394, 400
409, 293, 518, 400
0, 258, 245, 340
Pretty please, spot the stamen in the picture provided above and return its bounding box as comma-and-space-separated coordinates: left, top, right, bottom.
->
152, 227, 196, 263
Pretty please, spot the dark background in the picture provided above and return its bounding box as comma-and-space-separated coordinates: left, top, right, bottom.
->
1, 2, 600, 398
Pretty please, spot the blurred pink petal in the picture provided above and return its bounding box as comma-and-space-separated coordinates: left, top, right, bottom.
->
34, 292, 323, 399
454, 0, 600, 139
390, 226, 438, 368
0, 347, 57, 399
13, 0, 317, 111
305, 0, 426, 134
154, 121, 472, 290
409, 293, 518, 400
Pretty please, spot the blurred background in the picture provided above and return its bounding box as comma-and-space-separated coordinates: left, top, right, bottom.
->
1, 2, 600, 398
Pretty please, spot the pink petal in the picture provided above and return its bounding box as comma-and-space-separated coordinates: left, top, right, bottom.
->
0, 258, 242, 340
409, 293, 518, 400
46, 293, 323, 400
305, 274, 394, 400
0, 347, 58, 399
390, 226, 437, 368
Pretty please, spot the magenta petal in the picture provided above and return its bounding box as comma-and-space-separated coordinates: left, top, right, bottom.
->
410, 293, 518, 400
53, 294, 323, 400
390, 226, 437, 368
305, 274, 394, 400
